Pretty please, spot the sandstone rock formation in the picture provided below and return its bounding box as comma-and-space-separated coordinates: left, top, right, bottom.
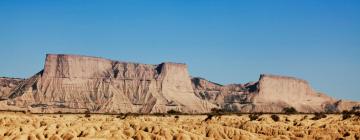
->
1, 54, 214, 113
0, 77, 23, 100
192, 75, 358, 113
0, 54, 359, 113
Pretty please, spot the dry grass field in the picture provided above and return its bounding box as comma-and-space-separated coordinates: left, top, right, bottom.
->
0, 112, 359, 140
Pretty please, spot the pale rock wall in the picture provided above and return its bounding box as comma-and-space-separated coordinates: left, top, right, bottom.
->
335, 100, 360, 111
1, 54, 359, 113
3, 54, 214, 113
192, 77, 252, 111
0, 78, 23, 100
253, 74, 336, 112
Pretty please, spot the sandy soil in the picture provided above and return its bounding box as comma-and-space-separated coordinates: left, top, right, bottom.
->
0, 112, 359, 140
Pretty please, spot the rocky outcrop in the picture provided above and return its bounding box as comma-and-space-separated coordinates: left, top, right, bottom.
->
0, 77, 23, 100
192, 77, 257, 111
1, 54, 359, 113
193, 74, 358, 113
334, 100, 360, 112
251, 74, 336, 112
1, 54, 214, 113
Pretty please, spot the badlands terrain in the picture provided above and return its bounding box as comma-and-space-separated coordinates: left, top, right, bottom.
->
1, 54, 360, 139
0, 112, 359, 140
0, 54, 359, 114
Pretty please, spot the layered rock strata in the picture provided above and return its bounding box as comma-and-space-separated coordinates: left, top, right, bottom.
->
1, 54, 214, 113
0, 54, 359, 113
0, 77, 23, 100
192, 75, 358, 113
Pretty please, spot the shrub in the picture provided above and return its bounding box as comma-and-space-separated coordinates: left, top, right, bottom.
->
204, 114, 214, 122
117, 113, 128, 119
352, 106, 360, 111
211, 108, 225, 114
249, 113, 262, 121
283, 107, 297, 115
271, 114, 280, 122
311, 112, 327, 120
342, 110, 352, 120
167, 110, 181, 115
354, 111, 360, 117
300, 115, 308, 121
174, 115, 179, 119
85, 110, 91, 118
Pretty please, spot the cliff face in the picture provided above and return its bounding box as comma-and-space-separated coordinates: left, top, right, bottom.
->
192, 75, 356, 113
3, 54, 214, 113
0, 77, 23, 100
192, 77, 257, 111
1, 54, 359, 113
252, 74, 336, 112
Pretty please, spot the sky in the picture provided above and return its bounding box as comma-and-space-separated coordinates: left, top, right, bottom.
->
0, 0, 359, 100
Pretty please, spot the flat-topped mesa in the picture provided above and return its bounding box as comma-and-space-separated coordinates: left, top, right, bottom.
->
1, 54, 359, 113
43, 54, 114, 78
3, 54, 214, 113
253, 74, 336, 112
43, 54, 187, 79
257, 74, 313, 96
259, 74, 309, 84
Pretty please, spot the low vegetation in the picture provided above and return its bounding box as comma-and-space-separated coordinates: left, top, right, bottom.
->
167, 109, 181, 115
271, 114, 280, 122
342, 110, 352, 120
84, 110, 91, 118
311, 112, 327, 120
283, 107, 297, 115
210, 108, 225, 115
249, 113, 262, 121
204, 114, 214, 122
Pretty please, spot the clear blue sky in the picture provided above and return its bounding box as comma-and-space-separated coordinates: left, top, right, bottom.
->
1, 0, 359, 100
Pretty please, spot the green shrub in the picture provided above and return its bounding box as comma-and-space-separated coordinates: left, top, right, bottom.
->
342, 110, 352, 120
249, 113, 262, 121
271, 114, 280, 122
85, 110, 91, 118
204, 114, 214, 122
167, 110, 181, 115
311, 112, 327, 120
283, 107, 297, 114
210, 108, 225, 114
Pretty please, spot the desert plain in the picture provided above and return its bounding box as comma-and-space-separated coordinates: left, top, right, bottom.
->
0, 112, 359, 140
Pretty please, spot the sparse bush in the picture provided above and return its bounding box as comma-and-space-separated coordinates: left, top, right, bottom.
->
342, 110, 352, 120
249, 113, 262, 121
167, 110, 181, 115
211, 108, 225, 114
117, 113, 128, 119
311, 112, 327, 120
283, 107, 297, 115
300, 115, 308, 121
174, 115, 179, 119
204, 114, 214, 122
85, 110, 91, 118
354, 111, 360, 117
271, 114, 280, 122
352, 106, 360, 111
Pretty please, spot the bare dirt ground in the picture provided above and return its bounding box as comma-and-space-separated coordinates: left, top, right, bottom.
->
0, 112, 359, 140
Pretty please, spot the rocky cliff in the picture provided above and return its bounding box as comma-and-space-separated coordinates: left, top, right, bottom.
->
192, 74, 358, 113
1, 54, 214, 113
0, 77, 23, 100
1, 54, 359, 113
